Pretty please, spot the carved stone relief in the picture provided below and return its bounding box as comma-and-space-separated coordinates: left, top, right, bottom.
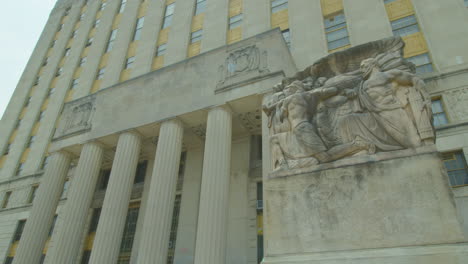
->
54, 95, 96, 139
263, 37, 435, 172
238, 109, 262, 134
217, 45, 269, 90
444, 88, 468, 122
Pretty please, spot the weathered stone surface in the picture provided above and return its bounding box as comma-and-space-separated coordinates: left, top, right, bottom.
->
263, 37, 434, 171
264, 150, 464, 257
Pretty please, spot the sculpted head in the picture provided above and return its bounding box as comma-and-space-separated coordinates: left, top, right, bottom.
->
284, 81, 305, 97
361, 58, 380, 79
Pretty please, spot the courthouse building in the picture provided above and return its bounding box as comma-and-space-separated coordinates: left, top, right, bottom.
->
0, 0, 468, 263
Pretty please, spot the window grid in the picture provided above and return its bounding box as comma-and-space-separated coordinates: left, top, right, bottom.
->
125, 57, 136, 69
28, 185, 39, 204
391, 15, 419, 37
431, 99, 448, 126
119, 207, 140, 253
106, 30, 118, 52
2, 191, 12, 209
442, 152, 468, 187
282, 29, 291, 47
156, 44, 167, 57
229, 14, 243, 29
167, 195, 182, 264
271, 0, 288, 13
119, 0, 127, 13
96, 68, 105, 80
190, 29, 203, 43
13, 220, 26, 241
162, 3, 176, 29
71, 79, 79, 89
79, 57, 87, 67
195, 0, 207, 15
324, 13, 350, 51
133, 17, 145, 41
407, 53, 433, 74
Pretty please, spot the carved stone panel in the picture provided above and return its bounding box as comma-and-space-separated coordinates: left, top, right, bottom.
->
216, 45, 270, 92
444, 88, 468, 122
54, 95, 96, 140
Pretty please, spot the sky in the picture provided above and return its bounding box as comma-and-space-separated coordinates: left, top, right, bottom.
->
0, 1, 56, 120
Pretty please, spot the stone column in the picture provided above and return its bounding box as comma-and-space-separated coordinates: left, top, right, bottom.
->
194, 106, 232, 264
137, 119, 184, 264
89, 132, 141, 264
12, 151, 71, 264
47, 142, 104, 263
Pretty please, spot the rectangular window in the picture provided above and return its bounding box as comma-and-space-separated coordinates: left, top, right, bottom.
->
100, 2, 107, 11
58, 24, 63, 32
96, 68, 105, 80
119, 0, 127, 13
27, 136, 36, 148
156, 44, 167, 56
28, 185, 39, 204
72, 30, 78, 38
16, 119, 22, 129
16, 163, 24, 175
80, 13, 85, 20
134, 161, 147, 184
133, 17, 145, 41
71, 78, 79, 89
13, 220, 26, 241
229, 14, 243, 29
391, 15, 419, 37
2, 191, 11, 209
98, 169, 111, 189
282, 29, 291, 47
442, 152, 468, 187
162, 3, 176, 29
43, 57, 49, 66
86, 38, 93, 47
431, 99, 448, 126
195, 0, 207, 15
271, 0, 288, 13
167, 195, 182, 263
65, 7, 71, 16
56, 67, 63, 77
106, 30, 118, 52
190, 29, 203, 43
125, 57, 136, 69
65, 48, 71, 56
51, 40, 57, 48
324, 13, 350, 51
25, 96, 32, 107
5, 144, 11, 155
34, 76, 41, 86
80, 57, 87, 67
119, 207, 140, 254
38, 111, 45, 122
407, 53, 433, 74
94, 19, 101, 28
48, 87, 56, 96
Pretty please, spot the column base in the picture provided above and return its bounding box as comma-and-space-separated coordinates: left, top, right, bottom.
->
262, 243, 468, 264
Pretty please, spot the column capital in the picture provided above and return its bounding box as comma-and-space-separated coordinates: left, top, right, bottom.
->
118, 129, 144, 139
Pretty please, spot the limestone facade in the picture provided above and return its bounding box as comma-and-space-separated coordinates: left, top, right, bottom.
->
0, 0, 467, 263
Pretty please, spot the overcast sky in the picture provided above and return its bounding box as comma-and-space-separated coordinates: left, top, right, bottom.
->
0, 1, 56, 120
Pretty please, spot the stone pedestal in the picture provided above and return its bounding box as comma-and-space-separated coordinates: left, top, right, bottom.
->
262, 147, 468, 263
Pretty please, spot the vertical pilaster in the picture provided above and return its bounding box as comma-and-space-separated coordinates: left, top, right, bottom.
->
201, 0, 229, 52
47, 142, 104, 263
89, 132, 141, 264
165, 0, 195, 65
243, 0, 270, 38
194, 106, 232, 264
137, 119, 184, 264
173, 148, 204, 264
12, 151, 71, 264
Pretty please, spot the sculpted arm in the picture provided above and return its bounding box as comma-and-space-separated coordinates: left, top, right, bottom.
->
386, 69, 415, 86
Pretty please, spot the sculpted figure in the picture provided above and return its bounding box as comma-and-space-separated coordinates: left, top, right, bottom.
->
339, 58, 432, 151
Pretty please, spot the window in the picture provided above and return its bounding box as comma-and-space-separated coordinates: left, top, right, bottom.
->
13, 220, 26, 241
431, 99, 448, 126
407, 53, 433, 74
167, 195, 182, 263
190, 29, 203, 43
106, 30, 118, 52
156, 44, 167, 56
61, 179, 70, 199
86, 38, 93, 47
65, 7, 71, 16
324, 13, 350, 51
48, 87, 56, 96
65, 48, 71, 56
16, 163, 24, 175
89, 208, 101, 233
282, 29, 291, 47
442, 152, 468, 187
2, 191, 11, 209
41, 156, 50, 170
271, 0, 288, 13
119, 0, 127, 13
72, 30, 78, 39
4, 144, 11, 155
27, 136, 36, 148
134, 161, 147, 184
25, 96, 32, 107
42, 57, 49, 66
34, 76, 41, 86
125, 57, 136, 69
119, 207, 140, 253
51, 40, 57, 48
94, 19, 101, 28
80, 13, 85, 20
391, 15, 419, 37
56, 67, 63, 77
162, 3, 176, 29
100, 2, 107, 11
28, 185, 39, 204
133, 17, 145, 41
58, 24, 63, 32
79, 57, 87, 67
96, 68, 105, 80
16, 119, 22, 129
71, 78, 79, 89
98, 169, 111, 189
195, 0, 207, 15
38, 111, 45, 122
229, 14, 243, 29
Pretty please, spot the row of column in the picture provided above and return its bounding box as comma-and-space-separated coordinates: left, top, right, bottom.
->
12, 106, 232, 264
